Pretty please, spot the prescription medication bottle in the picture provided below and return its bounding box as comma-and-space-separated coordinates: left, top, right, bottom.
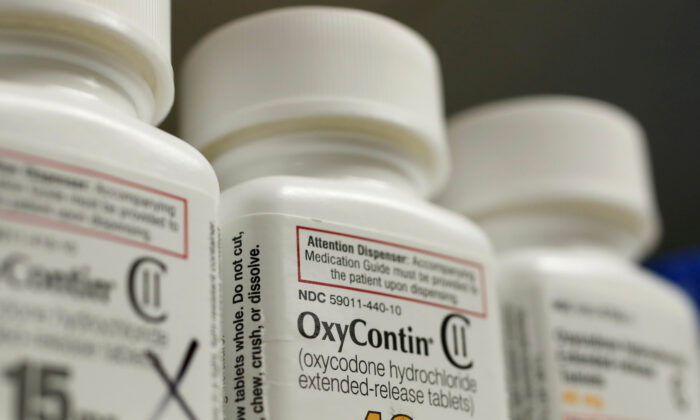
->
438, 96, 700, 420
180, 7, 509, 420
0, 1, 222, 419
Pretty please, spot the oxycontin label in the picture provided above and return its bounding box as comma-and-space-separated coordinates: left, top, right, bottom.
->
502, 276, 700, 420
0, 145, 222, 420
222, 214, 508, 420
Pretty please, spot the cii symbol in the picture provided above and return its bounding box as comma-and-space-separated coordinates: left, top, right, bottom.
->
128, 257, 168, 323
441, 313, 473, 369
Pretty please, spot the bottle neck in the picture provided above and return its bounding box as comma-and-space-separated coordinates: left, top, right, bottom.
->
0, 30, 155, 121
210, 131, 429, 197
477, 209, 644, 261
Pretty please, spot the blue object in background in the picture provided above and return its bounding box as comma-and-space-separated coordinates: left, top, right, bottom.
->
647, 249, 700, 314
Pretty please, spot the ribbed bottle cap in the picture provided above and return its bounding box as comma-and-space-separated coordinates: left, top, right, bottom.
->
179, 6, 448, 194
438, 95, 660, 257
0, 0, 173, 124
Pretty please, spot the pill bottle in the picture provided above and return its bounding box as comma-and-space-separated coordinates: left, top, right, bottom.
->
0, 1, 222, 419
180, 7, 508, 420
438, 95, 700, 420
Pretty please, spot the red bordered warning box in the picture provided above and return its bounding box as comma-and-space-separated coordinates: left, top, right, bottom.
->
296, 225, 488, 317
0, 147, 188, 259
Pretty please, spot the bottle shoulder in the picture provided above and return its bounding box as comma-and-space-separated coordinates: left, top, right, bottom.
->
220, 175, 492, 253
497, 248, 698, 320
0, 85, 219, 196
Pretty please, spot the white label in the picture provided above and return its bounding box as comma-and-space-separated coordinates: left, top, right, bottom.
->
222, 214, 508, 420
0, 145, 222, 420
502, 277, 700, 420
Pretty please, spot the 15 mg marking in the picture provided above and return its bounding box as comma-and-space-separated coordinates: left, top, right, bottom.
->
4, 361, 115, 420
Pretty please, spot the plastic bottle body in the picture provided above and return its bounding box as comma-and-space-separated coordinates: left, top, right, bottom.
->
0, 85, 222, 420
218, 175, 509, 420
435, 95, 699, 418
498, 247, 700, 420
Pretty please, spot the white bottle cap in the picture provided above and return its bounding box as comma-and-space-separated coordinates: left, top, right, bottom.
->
438, 95, 660, 257
179, 6, 448, 195
0, 0, 173, 124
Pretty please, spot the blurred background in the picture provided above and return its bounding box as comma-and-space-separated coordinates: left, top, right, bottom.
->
163, 0, 700, 258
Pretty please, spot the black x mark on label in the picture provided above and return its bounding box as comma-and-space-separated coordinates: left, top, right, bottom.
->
147, 340, 199, 420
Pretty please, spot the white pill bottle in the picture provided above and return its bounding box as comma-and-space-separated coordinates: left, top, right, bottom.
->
180, 7, 509, 420
0, 1, 222, 419
439, 96, 700, 420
